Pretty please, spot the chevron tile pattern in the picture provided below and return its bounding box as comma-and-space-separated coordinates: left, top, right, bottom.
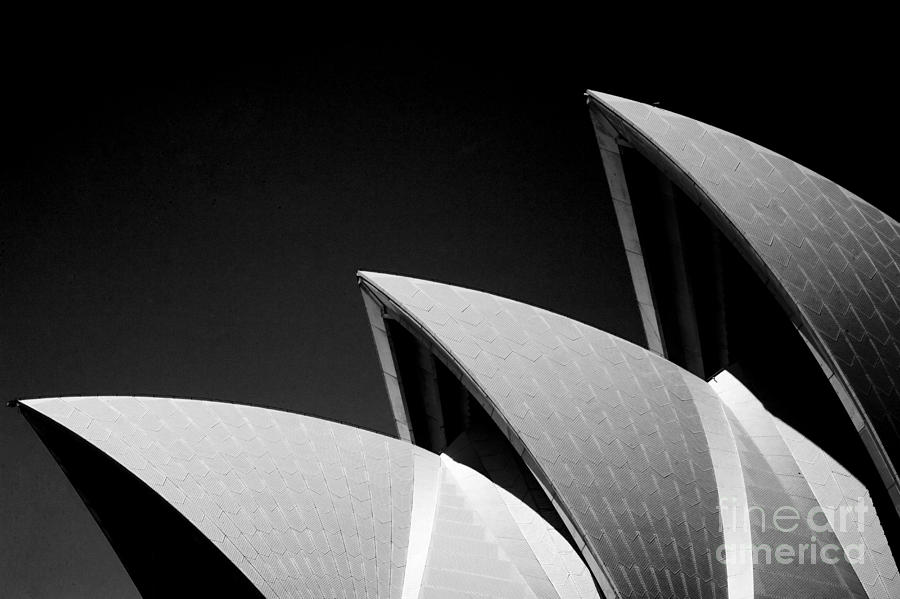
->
360, 272, 728, 598
587, 91, 900, 505
20, 396, 598, 599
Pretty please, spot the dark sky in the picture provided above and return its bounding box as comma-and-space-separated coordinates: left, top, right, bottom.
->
2, 34, 895, 597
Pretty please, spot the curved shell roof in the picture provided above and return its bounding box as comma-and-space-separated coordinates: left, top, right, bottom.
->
587, 91, 900, 513
359, 271, 729, 598
20, 396, 598, 599
360, 272, 899, 598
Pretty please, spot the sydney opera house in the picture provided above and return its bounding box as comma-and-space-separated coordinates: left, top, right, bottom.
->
14, 92, 900, 598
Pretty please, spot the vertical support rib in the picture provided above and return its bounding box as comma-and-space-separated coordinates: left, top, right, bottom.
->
362, 291, 414, 442
589, 105, 665, 355
658, 177, 705, 376
402, 449, 443, 599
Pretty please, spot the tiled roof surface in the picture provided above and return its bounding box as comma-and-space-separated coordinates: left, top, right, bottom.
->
777, 419, 900, 599
587, 91, 900, 505
20, 396, 597, 599
682, 374, 754, 599
711, 373, 868, 597
360, 272, 728, 598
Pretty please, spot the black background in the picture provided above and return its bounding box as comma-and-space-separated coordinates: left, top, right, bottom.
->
2, 26, 895, 597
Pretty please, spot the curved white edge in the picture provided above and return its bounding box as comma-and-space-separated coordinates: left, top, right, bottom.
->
685, 373, 754, 599
402, 448, 442, 599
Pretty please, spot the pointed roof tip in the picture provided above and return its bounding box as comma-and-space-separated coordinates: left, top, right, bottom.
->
585, 91, 649, 116
357, 270, 388, 284
13, 397, 116, 407
7, 397, 56, 413
585, 90, 625, 104
358, 270, 415, 285
9, 398, 53, 409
